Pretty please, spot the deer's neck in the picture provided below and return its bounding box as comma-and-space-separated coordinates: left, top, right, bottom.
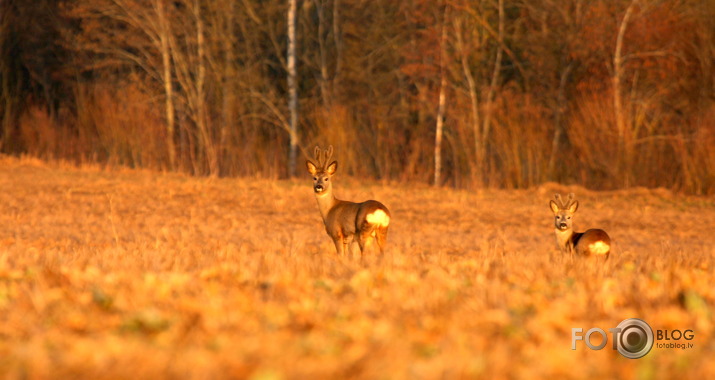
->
314, 189, 338, 222
555, 228, 575, 253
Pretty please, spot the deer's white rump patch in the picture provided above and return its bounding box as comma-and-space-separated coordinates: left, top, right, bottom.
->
366, 209, 390, 227
588, 241, 610, 255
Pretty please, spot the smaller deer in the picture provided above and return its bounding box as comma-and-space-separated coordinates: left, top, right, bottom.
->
549, 193, 611, 257
306, 146, 390, 256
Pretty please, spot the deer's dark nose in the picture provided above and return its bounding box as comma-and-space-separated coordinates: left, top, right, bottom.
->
314, 184, 324, 193
559, 222, 568, 229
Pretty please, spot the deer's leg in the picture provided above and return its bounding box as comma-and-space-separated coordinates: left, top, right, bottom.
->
375, 227, 388, 254
357, 221, 378, 256
348, 240, 360, 258
342, 237, 351, 258
332, 234, 344, 256
357, 232, 367, 255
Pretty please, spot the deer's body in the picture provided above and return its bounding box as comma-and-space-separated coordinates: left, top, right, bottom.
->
307, 146, 390, 256
550, 194, 611, 257
554, 227, 611, 256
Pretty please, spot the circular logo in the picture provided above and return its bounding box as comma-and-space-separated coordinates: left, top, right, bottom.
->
616, 318, 654, 359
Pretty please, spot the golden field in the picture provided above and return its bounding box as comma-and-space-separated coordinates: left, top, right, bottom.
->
0, 155, 713, 379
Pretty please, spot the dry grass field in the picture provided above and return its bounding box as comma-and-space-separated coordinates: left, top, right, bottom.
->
0, 155, 713, 379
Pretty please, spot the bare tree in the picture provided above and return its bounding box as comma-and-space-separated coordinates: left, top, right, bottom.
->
481, 0, 504, 166
454, 14, 482, 182
434, 4, 449, 186
613, 0, 638, 187
155, 0, 176, 170
193, 0, 217, 175
287, 0, 299, 177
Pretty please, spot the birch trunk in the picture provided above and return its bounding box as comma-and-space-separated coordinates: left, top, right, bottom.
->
614, 0, 638, 187
482, 0, 504, 170
287, 0, 299, 177
156, 0, 176, 170
434, 5, 449, 186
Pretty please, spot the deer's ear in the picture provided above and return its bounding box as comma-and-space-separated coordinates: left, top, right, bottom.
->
306, 161, 318, 175
326, 161, 338, 175
549, 200, 560, 214
568, 200, 579, 213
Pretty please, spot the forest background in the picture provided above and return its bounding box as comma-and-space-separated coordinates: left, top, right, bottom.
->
1, 0, 714, 193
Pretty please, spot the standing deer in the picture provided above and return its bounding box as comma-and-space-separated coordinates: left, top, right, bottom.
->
549, 193, 611, 257
306, 146, 390, 256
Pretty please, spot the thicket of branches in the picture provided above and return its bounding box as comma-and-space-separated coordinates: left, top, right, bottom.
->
1, 0, 714, 193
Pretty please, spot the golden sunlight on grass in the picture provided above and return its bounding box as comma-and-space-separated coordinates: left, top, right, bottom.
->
0, 156, 713, 379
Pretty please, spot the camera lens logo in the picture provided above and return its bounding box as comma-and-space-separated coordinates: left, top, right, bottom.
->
615, 318, 654, 359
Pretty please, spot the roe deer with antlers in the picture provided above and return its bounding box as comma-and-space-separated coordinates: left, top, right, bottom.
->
306, 146, 390, 256
549, 193, 611, 257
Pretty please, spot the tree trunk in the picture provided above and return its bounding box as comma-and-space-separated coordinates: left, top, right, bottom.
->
317, 0, 330, 107
156, 0, 176, 170
434, 4, 449, 187
454, 16, 482, 184
287, 0, 299, 177
548, 62, 574, 178
332, 0, 342, 91
481, 0, 504, 180
194, 0, 217, 176
220, 0, 236, 173
614, 0, 638, 187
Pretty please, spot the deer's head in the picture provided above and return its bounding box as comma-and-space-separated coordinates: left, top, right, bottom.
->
306, 145, 337, 196
549, 193, 579, 231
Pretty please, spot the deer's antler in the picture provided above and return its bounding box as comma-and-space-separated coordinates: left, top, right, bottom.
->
323, 145, 334, 168
553, 193, 576, 210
